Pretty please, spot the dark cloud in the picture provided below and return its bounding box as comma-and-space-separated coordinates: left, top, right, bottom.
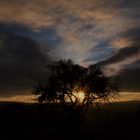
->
97, 26, 140, 69
0, 23, 50, 96
122, 28, 140, 41
97, 54, 140, 92
96, 27, 140, 92
98, 45, 140, 66
116, 65, 140, 92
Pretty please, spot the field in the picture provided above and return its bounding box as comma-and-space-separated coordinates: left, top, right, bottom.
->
0, 101, 140, 140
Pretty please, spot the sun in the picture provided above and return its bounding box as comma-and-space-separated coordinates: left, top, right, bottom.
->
72, 90, 85, 103
64, 88, 86, 103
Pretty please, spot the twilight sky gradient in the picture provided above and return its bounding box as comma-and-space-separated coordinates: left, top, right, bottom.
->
0, 0, 140, 101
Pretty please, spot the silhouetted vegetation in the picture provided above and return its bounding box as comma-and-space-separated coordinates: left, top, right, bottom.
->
32, 59, 119, 115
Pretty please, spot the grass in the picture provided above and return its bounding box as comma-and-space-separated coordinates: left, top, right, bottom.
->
0, 101, 140, 140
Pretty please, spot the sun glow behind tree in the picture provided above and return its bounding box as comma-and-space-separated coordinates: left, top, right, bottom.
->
73, 91, 85, 103
65, 88, 85, 103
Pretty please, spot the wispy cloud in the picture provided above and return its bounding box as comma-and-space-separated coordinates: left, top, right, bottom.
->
0, 0, 140, 65
0, 0, 140, 94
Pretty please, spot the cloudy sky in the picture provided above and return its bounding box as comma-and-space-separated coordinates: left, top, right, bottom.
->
0, 0, 140, 101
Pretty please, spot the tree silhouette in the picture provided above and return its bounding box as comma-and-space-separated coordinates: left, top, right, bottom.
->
32, 60, 119, 113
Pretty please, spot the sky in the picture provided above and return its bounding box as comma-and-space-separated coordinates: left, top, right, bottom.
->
0, 0, 140, 101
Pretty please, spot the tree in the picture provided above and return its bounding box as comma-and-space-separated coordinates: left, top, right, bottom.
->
32, 59, 119, 113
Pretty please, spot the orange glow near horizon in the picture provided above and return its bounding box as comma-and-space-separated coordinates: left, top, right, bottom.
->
0, 92, 140, 103
0, 95, 36, 103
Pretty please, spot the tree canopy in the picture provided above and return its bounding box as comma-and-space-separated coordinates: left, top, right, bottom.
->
32, 60, 119, 113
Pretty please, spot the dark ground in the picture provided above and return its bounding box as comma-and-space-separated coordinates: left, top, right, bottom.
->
0, 101, 140, 140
